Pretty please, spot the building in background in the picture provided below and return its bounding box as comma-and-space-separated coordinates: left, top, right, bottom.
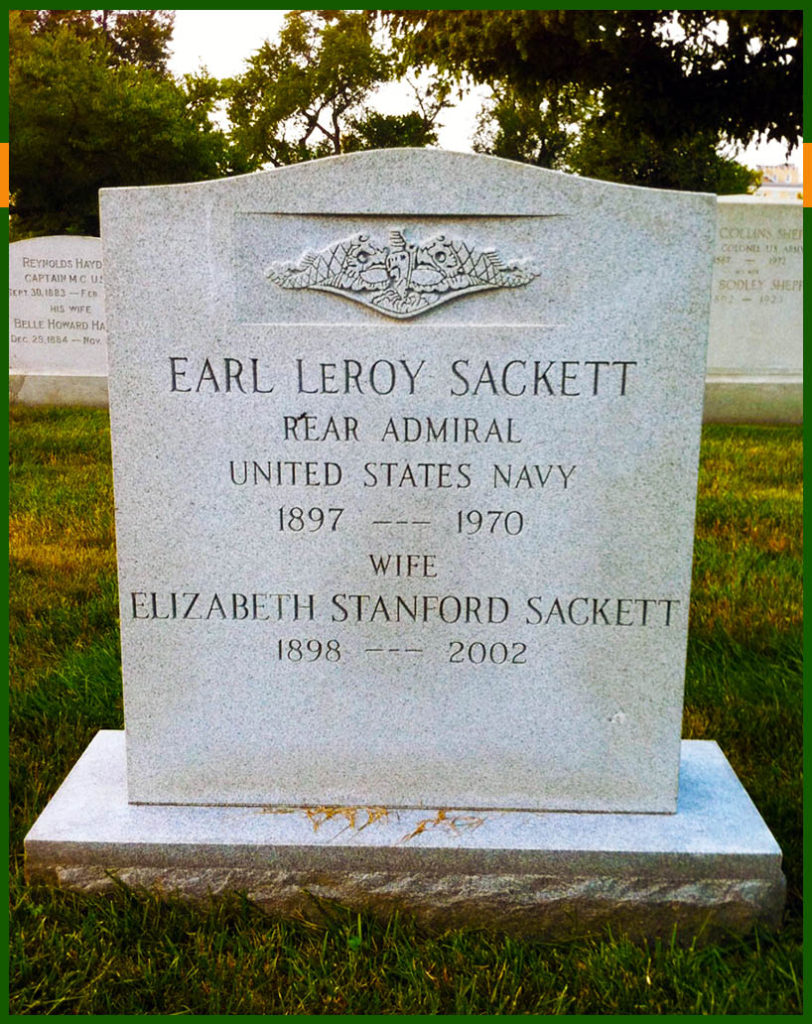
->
752, 163, 803, 202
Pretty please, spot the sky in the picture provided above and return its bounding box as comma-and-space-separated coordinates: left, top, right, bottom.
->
166, 9, 802, 171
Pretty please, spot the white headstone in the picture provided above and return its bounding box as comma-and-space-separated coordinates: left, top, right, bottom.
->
705, 198, 803, 423
99, 152, 715, 814
26, 154, 786, 939
9, 236, 108, 377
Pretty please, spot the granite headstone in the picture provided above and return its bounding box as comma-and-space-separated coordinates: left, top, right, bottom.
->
9, 235, 108, 405
25, 153, 785, 937
705, 198, 803, 423
100, 151, 712, 812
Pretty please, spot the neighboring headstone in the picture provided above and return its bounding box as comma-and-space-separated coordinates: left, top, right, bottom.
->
705, 198, 803, 423
25, 152, 784, 938
9, 236, 108, 406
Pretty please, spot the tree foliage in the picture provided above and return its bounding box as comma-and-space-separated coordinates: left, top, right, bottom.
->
382, 10, 802, 151
9, 11, 230, 237
225, 10, 446, 169
473, 84, 759, 194
473, 84, 588, 169
569, 122, 759, 195
9, 6, 791, 237
15, 9, 175, 74
343, 111, 438, 153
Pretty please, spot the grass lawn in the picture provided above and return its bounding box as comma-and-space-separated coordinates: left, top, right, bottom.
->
8, 407, 802, 1014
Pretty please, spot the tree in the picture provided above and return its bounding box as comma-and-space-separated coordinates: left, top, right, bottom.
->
225, 10, 448, 169
473, 83, 759, 194
383, 10, 802, 156
473, 84, 588, 169
566, 121, 760, 195
9, 11, 230, 237
16, 9, 175, 74
343, 111, 438, 153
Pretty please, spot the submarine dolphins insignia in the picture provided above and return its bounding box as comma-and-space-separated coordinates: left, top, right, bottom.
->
266, 229, 539, 319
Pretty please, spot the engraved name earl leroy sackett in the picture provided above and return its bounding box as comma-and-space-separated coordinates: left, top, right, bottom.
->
168, 355, 637, 397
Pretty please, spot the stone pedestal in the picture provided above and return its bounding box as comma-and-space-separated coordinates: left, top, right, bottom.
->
703, 374, 802, 424
25, 732, 784, 940
9, 373, 109, 407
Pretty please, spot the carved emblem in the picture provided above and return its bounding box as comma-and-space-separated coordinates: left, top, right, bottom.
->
266, 229, 539, 319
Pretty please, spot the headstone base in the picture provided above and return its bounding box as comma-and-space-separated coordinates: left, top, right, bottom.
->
25, 732, 784, 942
9, 374, 109, 408
703, 374, 802, 424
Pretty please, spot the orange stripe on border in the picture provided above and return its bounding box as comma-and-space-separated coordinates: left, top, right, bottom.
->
804, 144, 811, 208
1, 143, 8, 209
